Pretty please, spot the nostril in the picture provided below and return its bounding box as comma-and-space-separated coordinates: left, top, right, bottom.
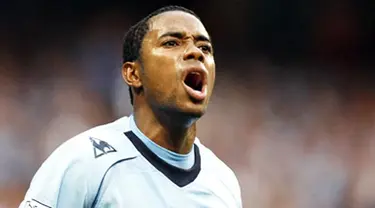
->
185, 54, 195, 60
198, 56, 204, 62
184, 53, 204, 62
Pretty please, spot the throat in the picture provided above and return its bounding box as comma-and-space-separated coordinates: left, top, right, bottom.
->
132, 111, 197, 154
165, 125, 197, 154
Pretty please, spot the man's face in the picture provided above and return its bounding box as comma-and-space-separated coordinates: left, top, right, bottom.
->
139, 11, 215, 117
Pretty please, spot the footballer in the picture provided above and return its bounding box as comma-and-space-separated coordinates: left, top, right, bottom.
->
19, 5, 242, 208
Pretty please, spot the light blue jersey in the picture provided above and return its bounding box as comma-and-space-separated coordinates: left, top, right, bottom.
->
19, 116, 242, 208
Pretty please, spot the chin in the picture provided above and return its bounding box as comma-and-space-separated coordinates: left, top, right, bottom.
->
180, 102, 208, 118
157, 96, 209, 123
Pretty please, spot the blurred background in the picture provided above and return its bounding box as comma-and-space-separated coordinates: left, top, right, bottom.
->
0, 0, 374, 207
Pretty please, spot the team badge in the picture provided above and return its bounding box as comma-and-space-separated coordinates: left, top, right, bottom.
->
89, 137, 117, 158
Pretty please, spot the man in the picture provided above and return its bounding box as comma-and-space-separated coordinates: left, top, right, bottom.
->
19, 5, 242, 208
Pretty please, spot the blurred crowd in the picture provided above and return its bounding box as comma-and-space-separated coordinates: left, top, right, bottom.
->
1, 0, 374, 207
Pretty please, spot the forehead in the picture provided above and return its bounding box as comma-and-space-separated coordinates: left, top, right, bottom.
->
148, 11, 209, 38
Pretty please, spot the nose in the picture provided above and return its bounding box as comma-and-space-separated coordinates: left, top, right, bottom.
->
183, 43, 204, 63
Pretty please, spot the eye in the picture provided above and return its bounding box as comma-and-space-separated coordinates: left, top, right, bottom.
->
162, 40, 179, 47
199, 45, 213, 54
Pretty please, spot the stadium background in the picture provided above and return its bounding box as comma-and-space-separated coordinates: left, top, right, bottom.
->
0, 0, 374, 207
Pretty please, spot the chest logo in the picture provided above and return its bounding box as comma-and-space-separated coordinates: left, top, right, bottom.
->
89, 137, 117, 158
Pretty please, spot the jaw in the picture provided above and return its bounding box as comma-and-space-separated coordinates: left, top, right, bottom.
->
152, 104, 201, 129
156, 94, 209, 128
138, 80, 212, 128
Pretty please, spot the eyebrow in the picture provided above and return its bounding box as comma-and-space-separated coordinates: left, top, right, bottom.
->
159, 31, 211, 43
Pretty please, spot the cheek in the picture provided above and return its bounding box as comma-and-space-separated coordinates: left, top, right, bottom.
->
142, 52, 180, 91
206, 59, 216, 86
149, 48, 179, 73
211, 67, 216, 81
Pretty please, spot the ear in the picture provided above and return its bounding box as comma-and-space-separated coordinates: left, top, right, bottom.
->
122, 61, 142, 88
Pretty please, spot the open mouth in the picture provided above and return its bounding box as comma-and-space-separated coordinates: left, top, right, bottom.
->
182, 69, 208, 101
184, 72, 204, 92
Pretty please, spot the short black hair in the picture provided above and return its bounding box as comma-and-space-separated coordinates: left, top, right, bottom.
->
122, 5, 200, 105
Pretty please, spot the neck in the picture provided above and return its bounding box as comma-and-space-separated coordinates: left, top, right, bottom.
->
133, 103, 197, 154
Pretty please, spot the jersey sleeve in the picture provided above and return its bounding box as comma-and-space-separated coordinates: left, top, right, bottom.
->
19, 137, 91, 208
231, 171, 243, 208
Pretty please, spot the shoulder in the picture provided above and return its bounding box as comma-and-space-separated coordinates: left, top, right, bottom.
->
22, 116, 138, 207
38, 116, 140, 181
47, 116, 137, 164
195, 139, 242, 206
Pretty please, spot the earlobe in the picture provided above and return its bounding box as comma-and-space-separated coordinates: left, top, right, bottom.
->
122, 62, 142, 88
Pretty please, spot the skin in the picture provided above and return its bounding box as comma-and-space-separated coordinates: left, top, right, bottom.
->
122, 11, 215, 154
